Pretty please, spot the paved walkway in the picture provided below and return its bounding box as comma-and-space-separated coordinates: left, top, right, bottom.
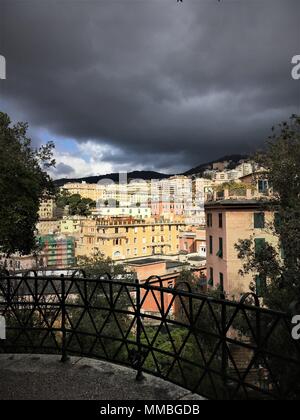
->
0, 354, 204, 400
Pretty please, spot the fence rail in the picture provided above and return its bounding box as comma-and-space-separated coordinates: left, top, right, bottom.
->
0, 270, 300, 400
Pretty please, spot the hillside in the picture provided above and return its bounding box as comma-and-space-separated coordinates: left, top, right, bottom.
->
54, 170, 172, 187
54, 154, 250, 186
182, 154, 249, 176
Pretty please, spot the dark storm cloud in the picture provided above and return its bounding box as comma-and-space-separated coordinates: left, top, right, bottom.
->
54, 162, 74, 176
0, 0, 299, 172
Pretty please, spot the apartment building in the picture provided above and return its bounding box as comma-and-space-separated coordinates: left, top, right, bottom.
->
99, 179, 151, 207
38, 198, 56, 220
62, 182, 104, 201
159, 175, 192, 202
205, 189, 278, 299
60, 217, 85, 236
179, 227, 206, 257
0, 253, 44, 272
76, 217, 185, 261
39, 235, 76, 268
151, 201, 185, 217
36, 219, 61, 235
92, 206, 151, 219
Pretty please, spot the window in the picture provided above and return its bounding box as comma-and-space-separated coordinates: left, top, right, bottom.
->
207, 213, 212, 227
274, 212, 281, 230
217, 237, 223, 258
258, 179, 268, 194
209, 236, 213, 255
219, 273, 224, 292
218, 213, 223, 228
254, 212, 265, 229
255, 275, 266, 297
208, 268, 214, 286
254, 238, 266, 257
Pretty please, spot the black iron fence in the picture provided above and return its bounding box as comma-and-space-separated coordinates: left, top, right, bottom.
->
0, 270, 300, 400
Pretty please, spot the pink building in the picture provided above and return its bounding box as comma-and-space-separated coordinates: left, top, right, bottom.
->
151, 201, 185, 217
179, 228, 206, 257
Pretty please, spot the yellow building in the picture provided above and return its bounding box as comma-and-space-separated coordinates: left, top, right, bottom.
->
38, 198, 56, 220
60, 217, 84, 236
76, 217, 185, 261
205, 188, 278, 299
61, 182, 104, 201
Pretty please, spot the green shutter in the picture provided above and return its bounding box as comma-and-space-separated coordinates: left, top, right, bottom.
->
208, 268, 214, 286
254, 212, 265, 229
255, 238, 265, 256
217, 238, 223, 258
209, 236, 213, 254
255, 275, 266, 297
274, 212, 281, 230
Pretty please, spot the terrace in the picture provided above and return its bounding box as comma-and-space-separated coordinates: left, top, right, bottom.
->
0, 270, 300, 400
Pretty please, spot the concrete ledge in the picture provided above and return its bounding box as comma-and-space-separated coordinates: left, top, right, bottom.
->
0, 354, 205, 400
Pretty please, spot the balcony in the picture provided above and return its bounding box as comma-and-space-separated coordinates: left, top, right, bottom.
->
0, 271, 300, 400
0, 354, 203, 400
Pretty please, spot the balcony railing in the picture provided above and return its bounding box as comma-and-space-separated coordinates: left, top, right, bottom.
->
0, 270, 299, 400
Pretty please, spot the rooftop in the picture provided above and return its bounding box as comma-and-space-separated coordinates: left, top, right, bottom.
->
0, 354, 204, 401
126, 258, 166, 266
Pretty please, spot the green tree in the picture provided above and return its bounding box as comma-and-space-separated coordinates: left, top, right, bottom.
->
234, 115, 300, 399
67, 253, 135, 363
76, 252, 128, 278
0, 112, 55, 256
56, 192, 95, 216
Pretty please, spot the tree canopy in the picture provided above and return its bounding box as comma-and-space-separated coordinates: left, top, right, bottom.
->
56, 191, 95, 216
0, 112, 55, 256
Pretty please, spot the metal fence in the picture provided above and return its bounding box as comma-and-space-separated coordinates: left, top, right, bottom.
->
0, 270, 300, 400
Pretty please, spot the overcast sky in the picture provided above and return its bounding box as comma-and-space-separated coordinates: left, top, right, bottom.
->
0, 0, 299, 179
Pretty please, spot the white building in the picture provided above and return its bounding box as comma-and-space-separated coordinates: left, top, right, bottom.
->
92, 206, 152, 219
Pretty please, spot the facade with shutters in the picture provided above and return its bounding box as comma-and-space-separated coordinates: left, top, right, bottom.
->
205, 195, 279, 299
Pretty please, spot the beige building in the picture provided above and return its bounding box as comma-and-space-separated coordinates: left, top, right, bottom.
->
205, 188, 278, 299
38, 198, 56, 220
92, 206, 152, 219
61, 182, 104, 202
36, 219, 61, 235
60, 217, 85, 236
76, 217, 185, 261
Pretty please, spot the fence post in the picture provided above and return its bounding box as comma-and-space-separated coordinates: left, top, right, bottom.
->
60, 275, 69, 363
135, 279, 144, 381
